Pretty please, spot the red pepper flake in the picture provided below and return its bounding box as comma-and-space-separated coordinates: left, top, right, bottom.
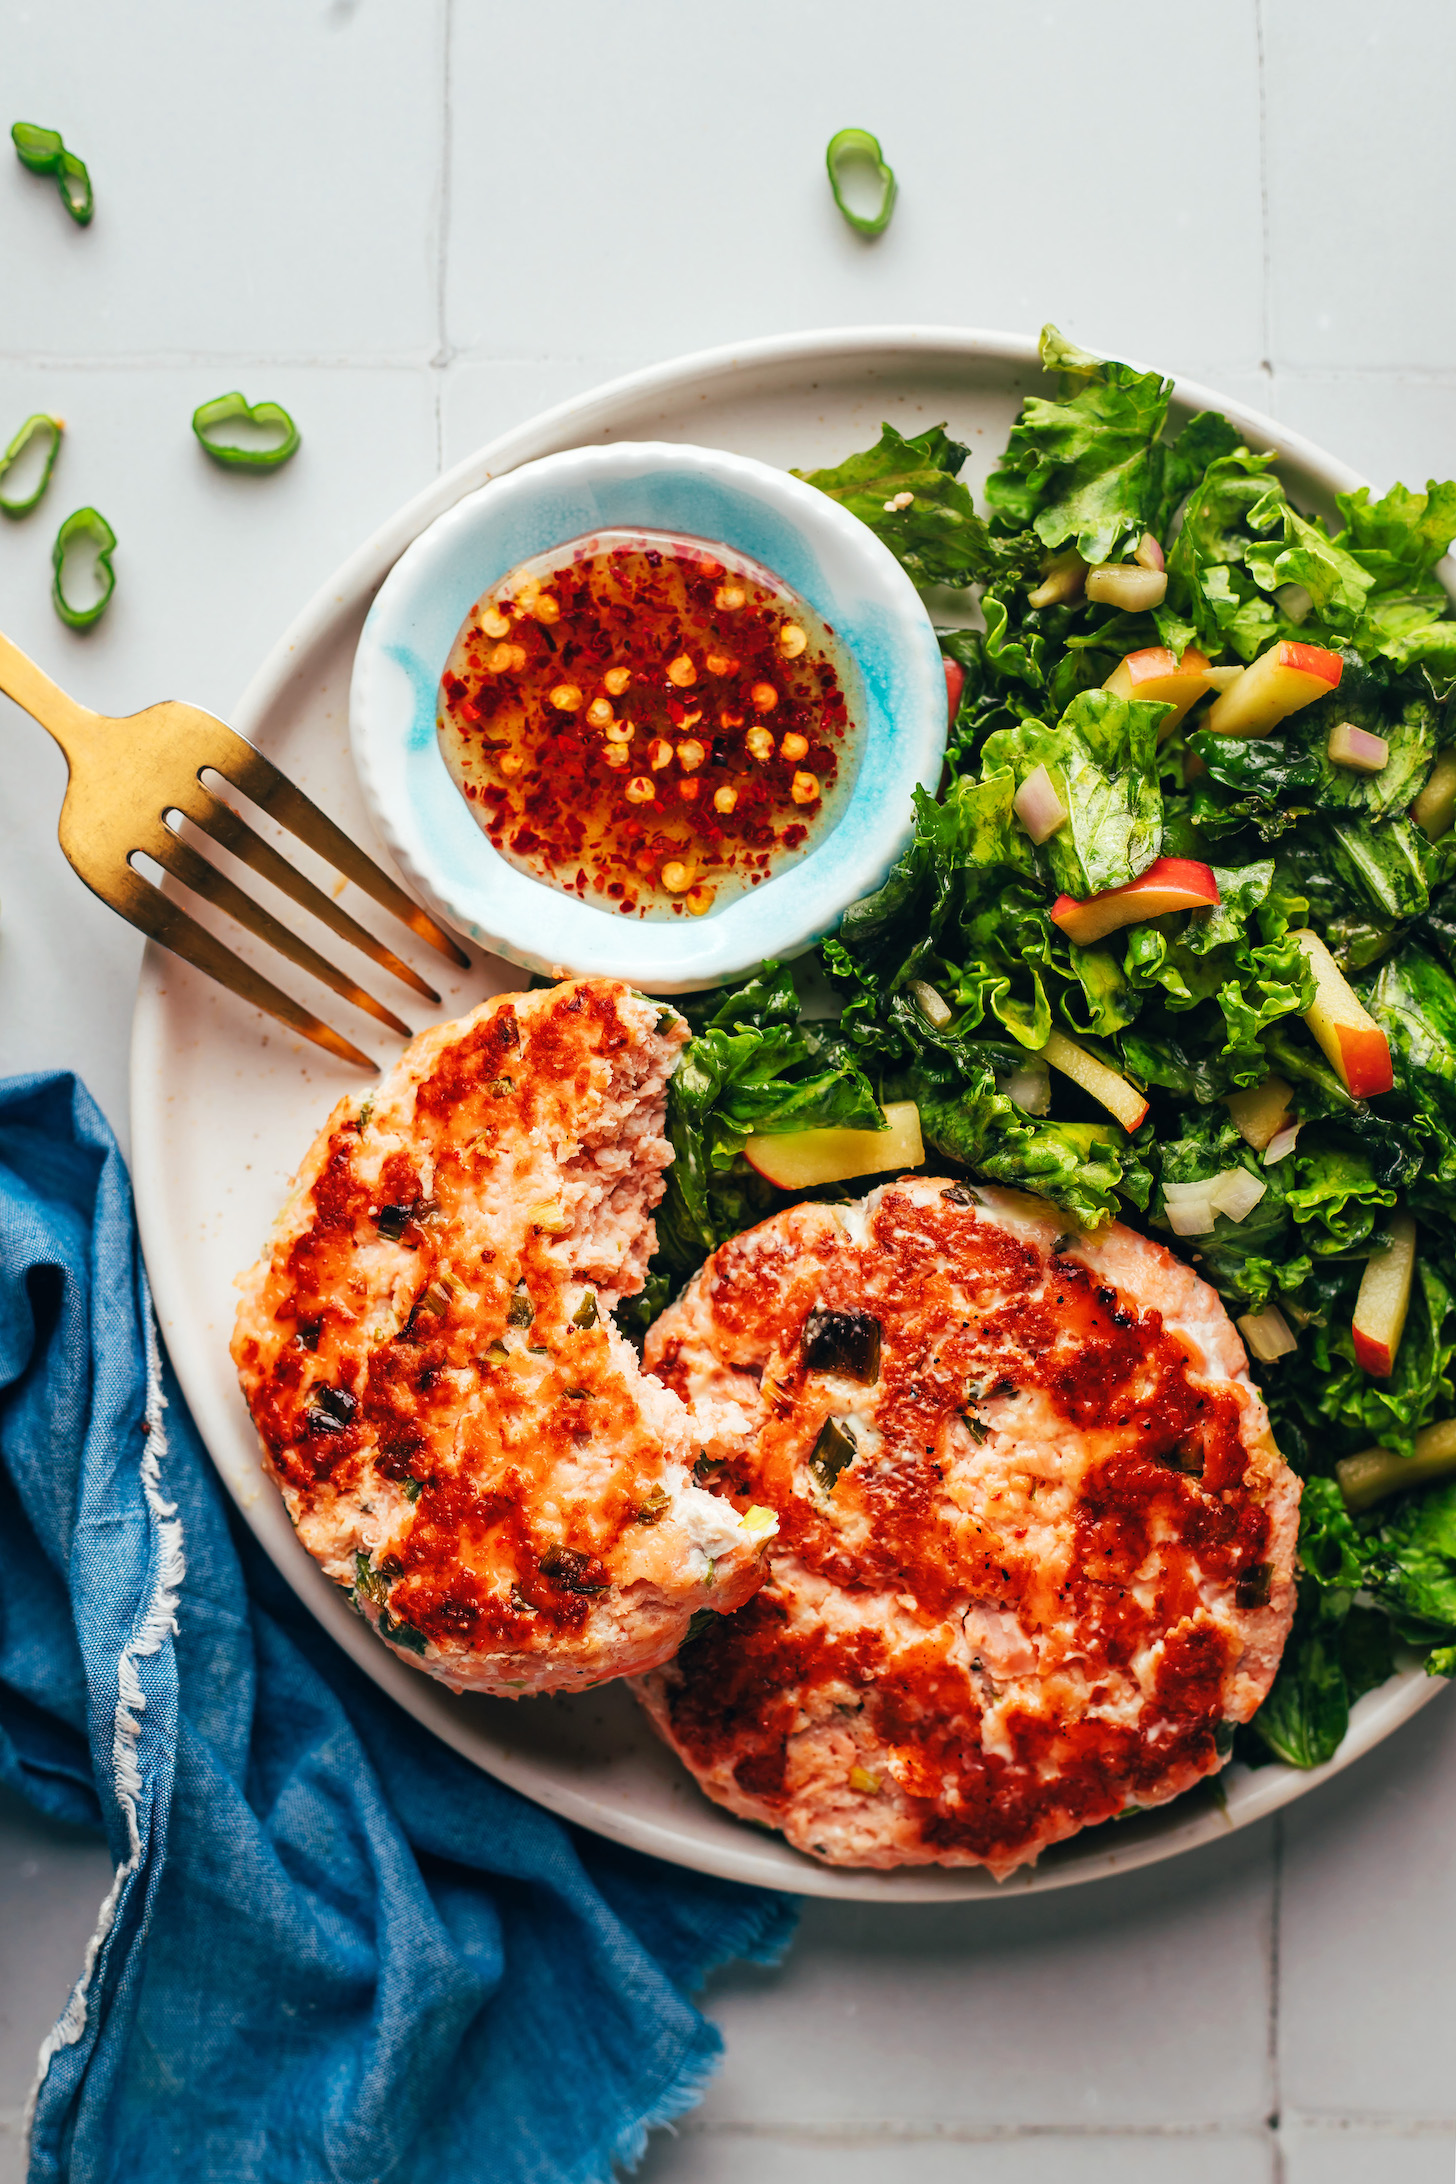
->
437, 529, 857, 920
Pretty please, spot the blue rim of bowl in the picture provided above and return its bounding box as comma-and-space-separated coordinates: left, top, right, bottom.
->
349, 440, 946, 991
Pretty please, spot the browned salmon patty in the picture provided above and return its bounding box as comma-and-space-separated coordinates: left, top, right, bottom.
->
232, 978, 772, 1696
635, 1177, 1299, 1876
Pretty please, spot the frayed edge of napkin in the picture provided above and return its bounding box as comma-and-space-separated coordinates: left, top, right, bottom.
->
24, 1308, 187, 2146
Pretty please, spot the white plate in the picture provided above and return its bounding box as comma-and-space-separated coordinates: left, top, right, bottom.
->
130, 327, 1447, 1902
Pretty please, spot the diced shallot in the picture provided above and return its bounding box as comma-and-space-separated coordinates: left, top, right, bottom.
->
1275, 582, 1313, 625
1133, 532, 1165, 572
1263, 1121, 1302, 1166
1084, 563, 1168, 611
1013, 763, 1069, 844
1163, 1182, 1217, 1237
1209, 1167, 1268, 1223
1002, 1061, 1051, 1116
1327, 721, 1389, 773
1028, 550, 1087, 609
1238, 1305, 1298, 1362
907, 977, 952, 1029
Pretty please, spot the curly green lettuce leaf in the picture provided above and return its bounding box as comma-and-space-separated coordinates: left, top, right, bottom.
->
795, 423, 1036, 592
1364, 1481, 1456, 1639
1190, 657, 1444, 824
1336, 480, 1456, 673
915, 1077, 1151, 1229
981, 687, 1166, 897
653, 962, 882, 1275
984, 324, 1176, 563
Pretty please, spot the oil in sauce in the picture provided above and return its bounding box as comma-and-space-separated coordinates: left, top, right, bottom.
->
437, 528, 861, 919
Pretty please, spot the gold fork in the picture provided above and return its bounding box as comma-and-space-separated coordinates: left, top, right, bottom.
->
0, 630, 469, 1069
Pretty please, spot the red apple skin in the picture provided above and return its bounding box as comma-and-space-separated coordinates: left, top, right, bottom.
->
1051, 859, 1221, 947
1283, 641, 1343, 687
1352, 1327, 1395, 1377
1337, 1022, 1395, 1099
943, 657, 965, 727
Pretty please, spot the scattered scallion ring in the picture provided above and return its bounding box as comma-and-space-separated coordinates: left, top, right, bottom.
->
191, 391, 301, 471
825, 127, 897, 238
51, 507, 117, 630
0, 413, 64, 518
11, 121, 93, 225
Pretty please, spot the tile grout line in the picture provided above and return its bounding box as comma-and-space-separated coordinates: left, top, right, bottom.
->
431, 0, 456, 476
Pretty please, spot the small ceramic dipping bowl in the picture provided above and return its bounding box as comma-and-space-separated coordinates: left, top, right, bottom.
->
350, 439, 945, 992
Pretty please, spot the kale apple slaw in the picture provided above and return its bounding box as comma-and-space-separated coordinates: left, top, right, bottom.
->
626, 326, 1456, 1777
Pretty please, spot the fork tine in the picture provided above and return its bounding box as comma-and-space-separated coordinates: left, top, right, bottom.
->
145, 823, 413, 1039
170, 777, 442, 1003
204, 727, 471, 968
91, 860, 377, 1069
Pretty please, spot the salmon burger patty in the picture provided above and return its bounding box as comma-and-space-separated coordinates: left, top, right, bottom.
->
635, 1177, 1300, 1876
232, 977, 772, 1697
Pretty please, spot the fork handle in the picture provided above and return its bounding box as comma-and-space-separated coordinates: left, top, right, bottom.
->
0, 629, 102, 761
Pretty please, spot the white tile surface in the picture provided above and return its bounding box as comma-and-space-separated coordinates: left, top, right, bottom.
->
3, 0, 441, 358
2, 1, 1456, 2174
0, 1788, 113, 2184
639, 2126, 1274, 2184
1280, 1685, 1456, 2123
1282, 2128, 1456, 2184
446, 0, 1265, 382
688, 1827, 1275, 2132
1264, 0, 1456, 370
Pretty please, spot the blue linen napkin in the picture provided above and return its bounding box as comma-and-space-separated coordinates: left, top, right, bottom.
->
0, 1071, 796, 2184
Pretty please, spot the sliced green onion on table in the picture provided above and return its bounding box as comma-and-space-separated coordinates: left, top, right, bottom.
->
825, 127, 897, 237
191, 392, 301, 471
51, 506, 117, 629
11, 121, 93, 224
0, 413, 64, 517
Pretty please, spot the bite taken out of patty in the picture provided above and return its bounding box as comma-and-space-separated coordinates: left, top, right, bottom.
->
231, 977, 773, 1697
634, 1177, 1300, 1878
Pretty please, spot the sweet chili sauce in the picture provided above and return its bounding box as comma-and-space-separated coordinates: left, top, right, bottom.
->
437, 529, 860, 918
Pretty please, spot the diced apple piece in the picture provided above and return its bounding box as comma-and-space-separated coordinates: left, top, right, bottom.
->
1205, 640, 1343, 738
1203, 666, 1243, 694
1352, 1210, 1417, 1377
743, 1100, 925, 1190
1338, 1416, 1456, 1515
1103, 646, 1213, 739
943, 656, 965, 726
1051, 858, 1220, 947
1224, 1076, 1294, 1153
1291, 929, 1394, 1097
1327, 721, 1388, 773
1040, 1030, 1149, 1131
1413, 747, 1456, 840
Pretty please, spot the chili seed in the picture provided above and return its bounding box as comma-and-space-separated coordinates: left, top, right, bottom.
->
603, 665, 631, 696
750, 681, 779, 712
791, 771, 820, 804
713, 785, 738, 813
666, 654, 697, 687
625, 775, 655, 802
746, 726, 775, 762
778, 623, 808, 658
549, 683, 583, 712
780, 731, 809, 762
